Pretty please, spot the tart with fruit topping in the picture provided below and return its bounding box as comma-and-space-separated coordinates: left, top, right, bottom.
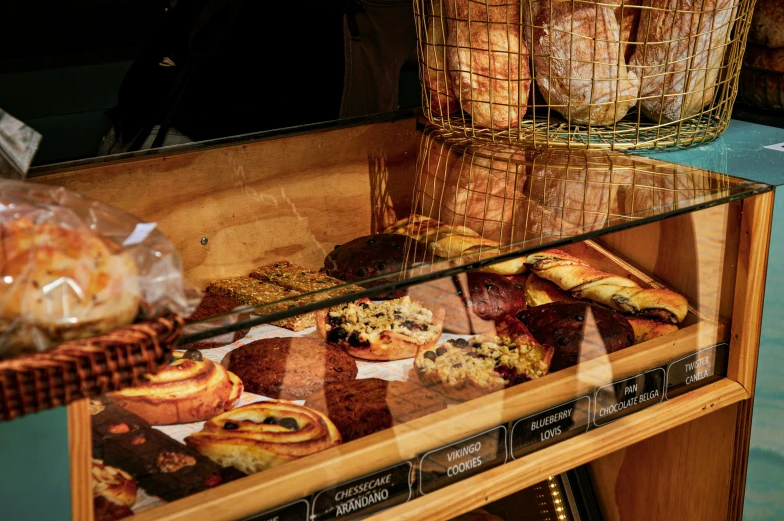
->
315, 296, 444, 360
415, 315, 554, 401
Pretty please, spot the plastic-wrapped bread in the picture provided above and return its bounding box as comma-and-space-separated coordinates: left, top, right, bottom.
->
424, 1, 458, 116
533, 1, 640, 126
446, 0, 532, 129
629, 0, 737, 123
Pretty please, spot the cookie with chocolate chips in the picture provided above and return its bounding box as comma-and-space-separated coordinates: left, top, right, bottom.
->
323, 234, 430, 298
517, 302, 634, 372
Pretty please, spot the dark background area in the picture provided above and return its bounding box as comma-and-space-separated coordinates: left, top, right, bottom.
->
1, 0, 421, 166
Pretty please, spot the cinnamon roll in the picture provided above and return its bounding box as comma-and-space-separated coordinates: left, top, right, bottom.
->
110, 355, 242, 425
185, 401, 341, 474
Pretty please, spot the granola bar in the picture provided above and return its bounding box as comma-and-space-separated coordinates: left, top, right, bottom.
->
249, 261, 362, 298
207, 276, 315, 331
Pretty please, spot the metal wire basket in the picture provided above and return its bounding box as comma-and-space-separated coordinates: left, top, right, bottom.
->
412, 127, 733, 249
415, 0, 756, 150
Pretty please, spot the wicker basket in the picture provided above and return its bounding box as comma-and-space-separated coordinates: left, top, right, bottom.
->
0, 316, 184, 422
415, 0, 756, 150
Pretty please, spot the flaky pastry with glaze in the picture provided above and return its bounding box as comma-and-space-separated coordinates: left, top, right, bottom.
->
0, 217, 140, 354
185, 401, 341, 474
110, 356, 242, 425
525, 249, 688, 323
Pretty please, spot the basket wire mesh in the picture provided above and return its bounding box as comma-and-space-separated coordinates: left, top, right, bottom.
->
415, 0, 756, 150
403, 127, 734, 273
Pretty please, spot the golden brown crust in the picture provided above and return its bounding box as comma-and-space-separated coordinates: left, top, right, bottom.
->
316, 297, 444, 360
92, 459, 137, 508
110, 358, 243, 425
628, 317, 679, 343
630, 0, 736, 122
524, 273, 577, 307
184, 401, 341, 475
0, 218, 140, 353
525, 249, 688, 323
534, 1, 640, 126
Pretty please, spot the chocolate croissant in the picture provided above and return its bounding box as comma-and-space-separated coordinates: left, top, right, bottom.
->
525, 249, 687, 323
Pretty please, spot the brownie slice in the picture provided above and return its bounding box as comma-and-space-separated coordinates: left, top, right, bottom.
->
91, 396, 245, 502
304, 378, 451, 442
102, 427, 245, 502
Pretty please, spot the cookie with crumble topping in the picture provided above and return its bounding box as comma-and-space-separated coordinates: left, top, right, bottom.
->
315, 296, 444, 360
415, 315, 553, 401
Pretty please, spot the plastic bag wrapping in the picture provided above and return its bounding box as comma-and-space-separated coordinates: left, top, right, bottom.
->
0, 179, 193, 358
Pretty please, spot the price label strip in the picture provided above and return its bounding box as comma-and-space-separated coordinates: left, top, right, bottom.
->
665, 344, 728, 400
418, 426, 507, 495
594, 368, 666, 427
311, 462, 413, 521
245, 499, 310, 521
510, 395, 591, 459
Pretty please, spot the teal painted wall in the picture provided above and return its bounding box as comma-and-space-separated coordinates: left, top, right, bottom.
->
0, 408, 72, 520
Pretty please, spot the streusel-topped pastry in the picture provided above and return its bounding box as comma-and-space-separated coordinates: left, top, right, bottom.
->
316, 296, 444, 360
415, 315, 553, 401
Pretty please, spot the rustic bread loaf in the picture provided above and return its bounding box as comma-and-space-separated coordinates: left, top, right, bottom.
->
446, 0, 532, 129
630, 0, 737, 123
742, 45, 784, 108
749, 0, 784, 49
424, 1, 458, 116
533, 1, 640, 126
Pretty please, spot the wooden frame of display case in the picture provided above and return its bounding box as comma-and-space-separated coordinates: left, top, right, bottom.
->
31, 117, 773, 521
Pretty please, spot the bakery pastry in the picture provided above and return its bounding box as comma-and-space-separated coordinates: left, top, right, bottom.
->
525, 249, 688, 323
316, 296, 444, 360
630, 0, 736, 123
628, 317, 679, 343
524, 273, 577, 307
304, 378, 451, 442
93, 496, 133, 521
101, 425, 244, 502
250, 260, 362, 298
385, 214, 528, 275
411, 272, 527, 335
423, 0, 458, 117
0, 217, 140, 356
324, 234, 430, 298
92, 459, 137, 508
518, 302, 634, 371
533, 1, 640, 126
185, 401, 341, 474
207, 276, 314, 331
109, 355, 243, 425
446, 0, 531, 129
182, 293, 250, 349
749, 0, 784, 49
415, 315, 553, 401
223, 337, 358, 399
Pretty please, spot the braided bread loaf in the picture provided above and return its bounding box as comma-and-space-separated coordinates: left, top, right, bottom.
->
384, 214, 527, 275
525, 249, 687, 323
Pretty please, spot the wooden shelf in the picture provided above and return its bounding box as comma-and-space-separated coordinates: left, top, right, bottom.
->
367, 379, 749, 521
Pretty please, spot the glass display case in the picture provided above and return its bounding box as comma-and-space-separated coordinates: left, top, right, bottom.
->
31, 113, 774, 521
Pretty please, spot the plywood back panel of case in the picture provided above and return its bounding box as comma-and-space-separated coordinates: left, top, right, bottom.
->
34, 119, 421, 288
